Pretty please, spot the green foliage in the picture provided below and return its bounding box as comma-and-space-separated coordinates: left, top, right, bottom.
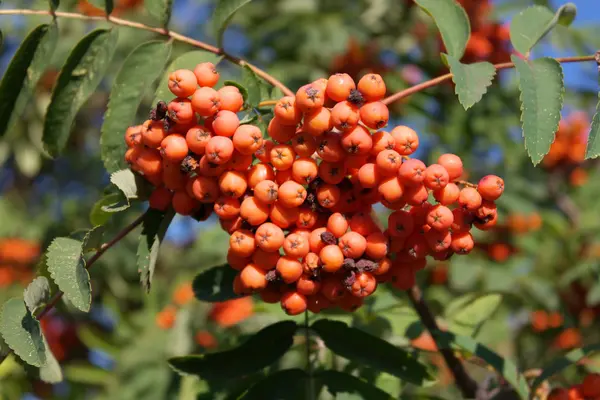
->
23, 277, 51, 315
89, 192, 129, 226
0, 23, 58, 138
101, 41, 172, 173
413, 0, 470, 59
169, 321, 297, 380
43, 29, 119, 157
46, 237, 91, 312
192, 264, 241, 302
311, 319, 431, 385
0, 299, 46, 367
242, 65, 268, 110
444, 293, 502, 336
211, 0, 253, 49
39, 336, 63, 383
48, 0, 59, 11
442, 54, 495, 110
512, 55, 565, 165
110, 169, 151, 201
238, 369, 308, 399
585, 68, 600, 159
145, 0, 173, 27
317, 370, 394, 400
138, 209, 175, 292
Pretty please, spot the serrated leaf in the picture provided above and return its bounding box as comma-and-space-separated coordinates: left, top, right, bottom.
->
192, 264, 241, 302
137, 209, 175, 292
23, 277, 51, 315
413, 0, 470, 59
101, 41, 172, 173
512, 56, 564, 165
211, 0, 252, 49
435, 331, 529, 399
0, 23, 58, 138
90, 192, 129, 227
39, 336, 63, 383
49, 0, 59, 11
153, 51, 222, 106
169, 321, 297, 380
530, 343, 600, 392
442, 54, 495, 110
317, 370, 394, 400
311, 319, 431, 385
238, 369, 308, 399
0, 298, 46, 367
110, 169, 148, 200
46, 238, 91, 312
445, 293, 502, 337
83, 227, 104, 253
585, 69, 600, 159
242, 65, 264, 109
509, 4, 575, 57
145, 0, 173, 27
43, 29, 118, 157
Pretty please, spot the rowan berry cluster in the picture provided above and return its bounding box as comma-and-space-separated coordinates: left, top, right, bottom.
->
124, 63, 504, 316
547, 373, 600, 400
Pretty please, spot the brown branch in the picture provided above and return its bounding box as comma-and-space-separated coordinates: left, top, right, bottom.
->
36, 212, 146, 320
0, 9, 293, 97
382, 55, 597, 105
407, 285, 478, 399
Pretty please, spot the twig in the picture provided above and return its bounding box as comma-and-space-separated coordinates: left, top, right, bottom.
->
382, 55, 597, 105
0, 9, 293, 97
36, 212, 146, 320
406, 285, 478, 399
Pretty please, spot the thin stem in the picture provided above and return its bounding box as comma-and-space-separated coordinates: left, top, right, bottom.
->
406, 285, 478, 399
304, 310, 315, 400
0, 9, 293, 97
382, 55, 597, 105
36, 212, 146, 320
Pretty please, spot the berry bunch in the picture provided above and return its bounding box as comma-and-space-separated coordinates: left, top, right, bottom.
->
547, 373, 600, 400
124, 64, 504, 316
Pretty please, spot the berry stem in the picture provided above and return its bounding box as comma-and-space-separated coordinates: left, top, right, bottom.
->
0, 9, 294, 97
382, 55, 598, 105
406, 284, 478, 398
36, 211, 147, 320
456, 180, 477, 188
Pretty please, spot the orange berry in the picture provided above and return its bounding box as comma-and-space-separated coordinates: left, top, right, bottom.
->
359, 101, 389, 129
274, 96, 301, 126
554, 327, 581, 349
254, 223, 285, 253
423, 164, 449, 190
341, 125, 373, 155
433, 183, 459, 205
291, 132, 317, 158
458, 187, 482, 211
295, 83, 325, 113
320, 244, 344, 273
319, 161, 346, 185
205, 136, 234, 165
426, 205, 454, 231
193, 62, 219, 87
167, 98, 194, 124
252, 248, 280, 270
142, 120, 167, 148
240, 196, 270, 226
156, 306, 177, 329
186, 125, 212, 155
373, 257, 392, 276
437, 153, 463, 181
260, 287, 282, 304
547, 388, 569, 400
188, 175, 219, 203
378, 176, 404, 203
320, 277, 346, 302
283, 233, 310, 258
348, 272, 377, 297
240, 263, 267, 291
233, 124, 263, 155
253, 180, 279, 204
229, 229, 256, 257
349, 212, 378, 236
326, 73, 356, 102
195, 331, 217, 348
247, 163, 275, 188
357, 73, 386, 102
172, 191, 198, 215
316, 183, 341, 208
267, 117, 296, 143
276, 256, 303, 283
137, 148, 163, 176
390, 263, 416, 290
214, 197, 240, 220
424, 229, 452, 252
391, 125, 419, 155
296, 275, 321, 296
280, 291, 307, 315
317, 132, 345, 162
477, 175, 504, 201
582, 373, 600, 397
125, 125, 143, 147
309, 227, 329, 253
365, 231, 388, 260
304, 107, 333, 137
218, 86, 244, 112
331, 101, 360, 131
291, 157, 318, 184
270, 144, 296, 171
327, 213, 349, 238
357, 163, 381, 188
388, 210, 414, 238
173, 282, 194, 306
227, 249, 250, 271
450, 231, 474, 254
275, 169, 293, 185
338, 231, 367, 259
270, 202, 299, 228
160, 134, 189, 162
296, 207, 318, 229
212, 110, 240, 137
371, 130, 395, 155
278, 181, 307, 208
218, 170, 247, 198
376, 149, 402, 176
149, 187, 173, 211
398, 158, 426, 186
168, 69, 197, 97
191, 87, 220, 117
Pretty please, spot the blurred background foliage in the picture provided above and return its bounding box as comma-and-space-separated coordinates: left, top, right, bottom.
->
1, 0, 600, 399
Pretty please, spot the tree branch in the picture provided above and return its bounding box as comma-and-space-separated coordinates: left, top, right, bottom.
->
36, 212, 146, 320
406, 285, 478, 399
0, 9, 294, 97
382, 55, 597, 105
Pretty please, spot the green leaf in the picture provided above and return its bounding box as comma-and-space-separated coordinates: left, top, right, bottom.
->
169, 321, 297, 380
153, 51, 222, 106
509, 4, 576, 57
413, 0, 470, 59
512, 56, 564, 165
530, 343, 600, 392
435, 331, 529, 399
46, 238, 91, 312
311, 319, 431, 385
585, 68, 600, 159
23, 277, 51, 315
442, 54, 495, 110
90, 192, 129, 227
587, 283, 600, 306
238, 369, 308, 399
444, 293, 502, 337
110, 169, 150, 201
82, 227, 104, 253
39, 336, 63, 383
211, 0, 252, 49
0, 23, 58, 138
64, 364, 112, 385
101, 40, 172, 173
242, 66, 265, 109
317, 370, 394, 400
145, 0, 173, 27
49, 0, 59, 11
43, 29, 118, 157
137, 209, 175, 292
0, 298, 46, 367
104, 0, 114, 15
192, 264, 241, 302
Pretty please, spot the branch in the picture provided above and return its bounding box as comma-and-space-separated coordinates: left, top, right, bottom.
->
0, 9, 293, 97
406, 285, 478, 399
36, 212, 146, 320
382, 55, 597, 105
